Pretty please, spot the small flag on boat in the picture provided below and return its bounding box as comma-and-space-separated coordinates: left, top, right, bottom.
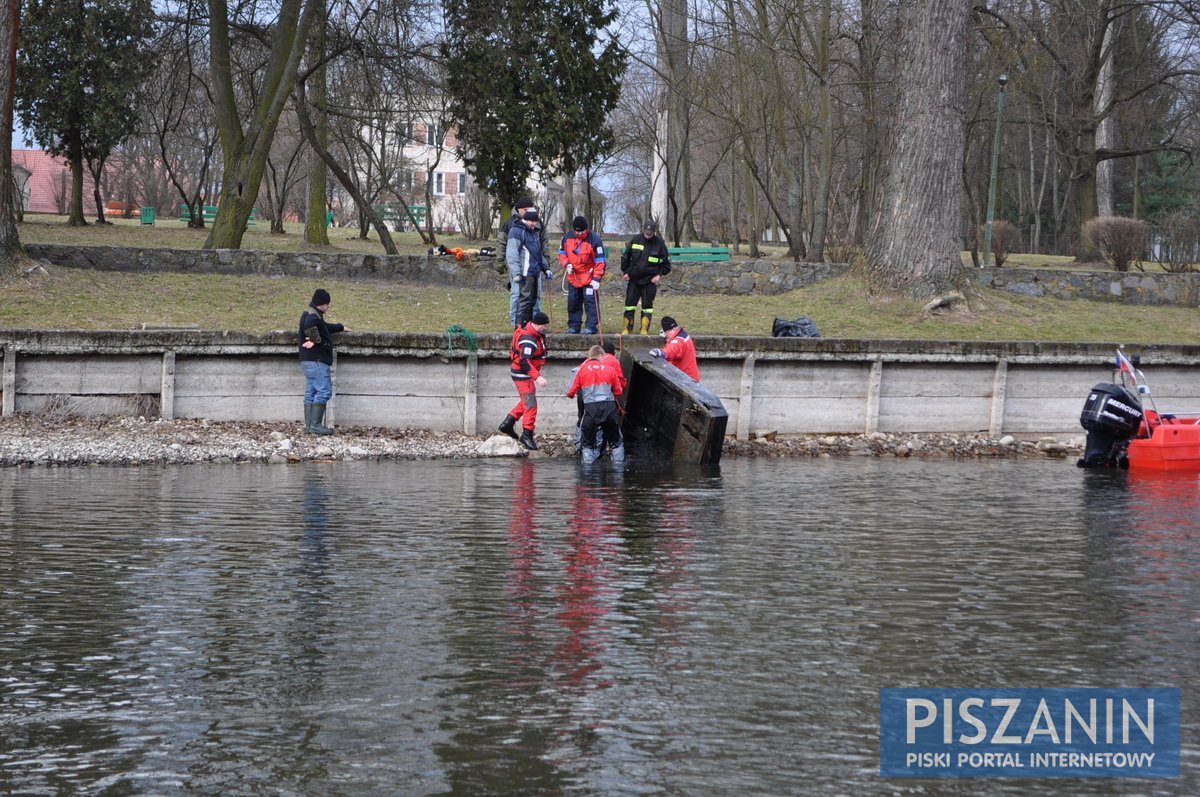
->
1116, 350, 1135, 374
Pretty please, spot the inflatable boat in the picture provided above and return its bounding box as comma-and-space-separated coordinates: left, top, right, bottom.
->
1078, 349, 1200, 471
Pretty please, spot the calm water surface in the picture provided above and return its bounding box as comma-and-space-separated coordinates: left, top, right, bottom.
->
1, 458, 1197, 795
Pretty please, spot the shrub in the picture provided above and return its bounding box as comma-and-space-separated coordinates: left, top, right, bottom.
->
1081, 216, 1147, 272
976, 220, 1019, 267
446, 185, 494, 241
1147, 210, 1200, 273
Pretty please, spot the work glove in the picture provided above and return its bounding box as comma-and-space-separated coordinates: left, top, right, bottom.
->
542, 268, 554, 279
590, 280, 600, 291
566, 265, 574, 274
649, 349, 662, 358
515, 274, 525, 285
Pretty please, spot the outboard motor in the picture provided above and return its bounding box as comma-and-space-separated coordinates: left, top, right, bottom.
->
1078, 382, 1143, 467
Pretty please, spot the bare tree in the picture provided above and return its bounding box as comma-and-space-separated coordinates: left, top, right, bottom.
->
263, 113, 308, 233
140, 8, 219, 228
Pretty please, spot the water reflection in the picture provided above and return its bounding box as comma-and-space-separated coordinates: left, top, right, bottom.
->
0, 459, 1197, 795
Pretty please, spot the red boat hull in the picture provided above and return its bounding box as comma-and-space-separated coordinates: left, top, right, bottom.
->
1127, 414, 1200, 471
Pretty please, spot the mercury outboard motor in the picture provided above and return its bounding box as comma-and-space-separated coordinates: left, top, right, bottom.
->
1078, 382, 1143, 467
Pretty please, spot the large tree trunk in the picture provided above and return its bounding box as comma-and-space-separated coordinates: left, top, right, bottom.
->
650, 0, 687, 239
205, 0, 318, 249
1094, 20, 1115, 217
807, 0, 833, 262
854, 0, 882, 247
67, 148, 87, 227
0, 0, 22, 273
304, 10, 329, 246
859, 0, 968, 298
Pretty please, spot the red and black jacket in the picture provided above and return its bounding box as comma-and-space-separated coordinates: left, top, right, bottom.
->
509, 322, 548, 380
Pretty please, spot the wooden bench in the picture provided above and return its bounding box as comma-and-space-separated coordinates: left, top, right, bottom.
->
668, 246, 730, 262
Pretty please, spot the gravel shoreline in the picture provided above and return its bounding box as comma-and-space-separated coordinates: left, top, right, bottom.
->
0, 414, 1086, 467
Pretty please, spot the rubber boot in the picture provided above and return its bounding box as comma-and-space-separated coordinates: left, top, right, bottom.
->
640, 314, 651, 335
304, 403, 315, 433
498, 415, 519, 440
519, 428, 539, 451
310, 403, 335, 435
622, 313, 634, 335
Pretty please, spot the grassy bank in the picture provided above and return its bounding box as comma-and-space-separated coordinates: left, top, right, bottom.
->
4, 264, 1198, 343
6, 214, 1198, 342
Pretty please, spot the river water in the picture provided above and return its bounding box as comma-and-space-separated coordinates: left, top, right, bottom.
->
0, 458, 1196, 795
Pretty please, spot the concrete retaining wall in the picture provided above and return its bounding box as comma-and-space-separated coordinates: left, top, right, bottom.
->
5, 330, 1200, 437
26, 243, 1200, 305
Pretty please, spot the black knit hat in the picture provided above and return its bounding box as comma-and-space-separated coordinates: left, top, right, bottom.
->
311, 288, 331, 307
522, 210, 540, 222
643, 219, 657, 232
531, 311, 550, 325
660, 316, 678, 332
515, 195, 534, 210
572, 215, 588, 231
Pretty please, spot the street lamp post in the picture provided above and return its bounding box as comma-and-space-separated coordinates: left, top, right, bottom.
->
982, 74, 1008, 268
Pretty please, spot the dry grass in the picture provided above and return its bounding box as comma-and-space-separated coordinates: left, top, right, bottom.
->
4, 265, 1199, 344
7, 214, 1200, 342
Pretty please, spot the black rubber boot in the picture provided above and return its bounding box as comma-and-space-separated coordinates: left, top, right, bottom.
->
310, 403, 335, 435
519, 429, 539, 451
498, 415, 519, 440
304, 403, 315, 433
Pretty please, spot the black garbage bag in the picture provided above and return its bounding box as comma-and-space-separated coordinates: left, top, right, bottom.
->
772, 316, 821, 338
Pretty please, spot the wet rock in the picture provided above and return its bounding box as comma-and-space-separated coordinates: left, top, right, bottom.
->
477, 435, 525, 457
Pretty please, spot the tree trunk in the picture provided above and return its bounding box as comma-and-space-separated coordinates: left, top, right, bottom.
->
854, 0, 882, 247
807, 0, 833, 262
87, 157, 109, 224
1072, 132, 1102, 261
1094, 19, 1115, 217
67, 147, 87, 227
0, 0, 22, 273
744, 159, 760, 258
651, 0, 687, 238
304, 10, 329, 246
205, 0, 317, 249
860, 0, 968, 298
562, 171, 575, 230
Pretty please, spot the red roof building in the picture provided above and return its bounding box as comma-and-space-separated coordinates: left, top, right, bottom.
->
12, 149, 101, 215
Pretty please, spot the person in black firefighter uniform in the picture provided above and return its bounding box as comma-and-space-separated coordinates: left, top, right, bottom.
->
620, 219, 671, 335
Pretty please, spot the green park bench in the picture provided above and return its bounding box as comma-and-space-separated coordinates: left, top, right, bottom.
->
622, 244, 733, 262
668, 246, 730, 262
372, 203, 428, 227
179, 205, 258, 226
180, 204, 218, 223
